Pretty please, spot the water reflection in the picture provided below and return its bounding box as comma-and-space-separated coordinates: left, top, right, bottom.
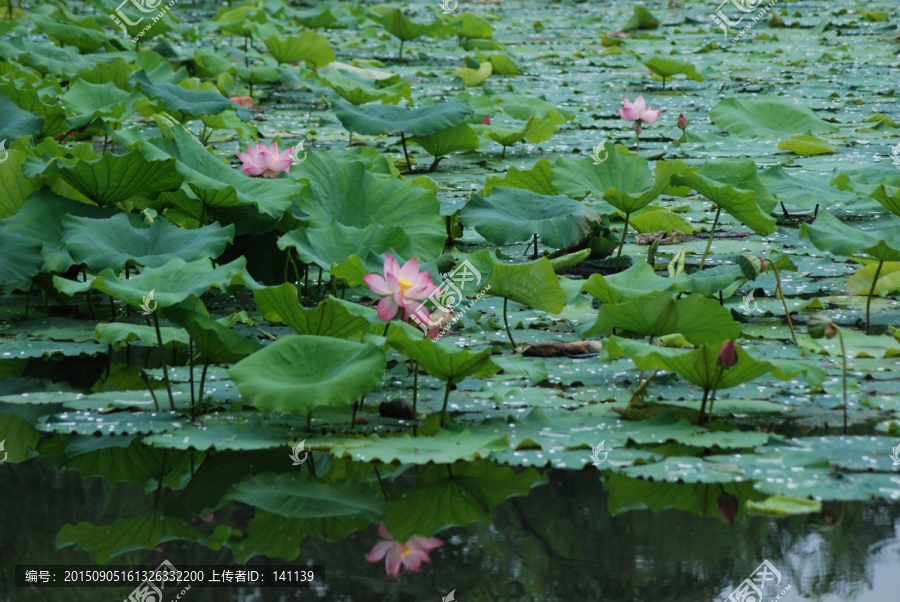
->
2, 458, 900, 601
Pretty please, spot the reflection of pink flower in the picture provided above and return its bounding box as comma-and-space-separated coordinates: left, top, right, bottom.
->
616, 95, 661, 125
365, 523, 443, 578
230, 96, 253, 108
235, 142, 292, 178
363, 255, 441, 322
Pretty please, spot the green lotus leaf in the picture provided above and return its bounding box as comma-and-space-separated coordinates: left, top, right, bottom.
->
278, 222, 413, 271
799, 211, 900, 262
229, 335, 385, 415
44, 152, 182, 207
870, 184, 900, 218
0, 84, 67, 138
138, 126, 296, 221
746, 495, 823, 516
234, 510, 368, 562
696, 158, 777, 214
165, 302, 263, 364
457, 61, 493, 87
643, 57, 705, 83
628, 209, 694, 235
292, 151, 445, 260
319, 70, 411, 106
671, 166, 777, 236
331, 98, 472, 136
483, 158, 558, 196
229, 65, 280, 87
472, 111, 566, 150
778, 134, 838, 156
386, 328, 499, 384
229, 472, 385, 521
759, 166, 855, 210
493, 94, 575, 122
384, 462, 545, 541
450, 13, 494, 39
94, 322, 189, 348
487, 257, 566, 314
602, 337, 826, 391
552, 150, 682, 214
0, 189, 117, 274
61, 213, 234, 271
62, 437, 177, 487
52, 257, 251, 309
482, 52, 518, 75
582, 293, 741, 344
131, 71, 252, 121
371, 7, 459, 42
407, 123, 479, 165
56, 509, 232, 565
1, 38, 88, 76
0, 226, 43, 287
461, 188, 601, 249
30, 14, 113, 53
263, 32, 335, 67
580, 258, 692, 303
0, 147, 41, 219
622, 6, 659, 31
710, 98, 839, 138
253, 284, 374, 338
284, 5, 339, 28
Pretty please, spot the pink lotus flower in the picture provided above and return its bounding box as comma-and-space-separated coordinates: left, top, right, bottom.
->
235, 142, 292, 178
480, 114, 491, 124
229, 96, 253, 108
365, 523, 443, 578
363, 255, 441, 322
616, 95, 661, 150
617, 95, 662, 125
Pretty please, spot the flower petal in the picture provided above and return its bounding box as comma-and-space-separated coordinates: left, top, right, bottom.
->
639, 108, 661, 125
385, 547, 402, 578
384, 255, 400, 279
365, 540, 393, 563
376, 295, 399, 321
632, 95, 647, 113
617, 106, 639, 121
397, 257, 421, 282
363, 274, 391, 295
407, 535, 444, 553
378, 522, 393, 540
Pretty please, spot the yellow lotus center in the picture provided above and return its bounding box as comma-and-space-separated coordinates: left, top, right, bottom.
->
398, 278, 413, 294
401, 544, 412, 556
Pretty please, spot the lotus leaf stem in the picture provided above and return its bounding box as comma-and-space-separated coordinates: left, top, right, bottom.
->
189, 339, 195, 418
152, 311, 176, 411
400, 132, 412, 173
839, 329, 847, 435
198, 361, 209, 414
154, 450, 168, 508
440, 381, 452, 428
141, 370, 160, 411
614, 212, 631, 270
698, 206, 721, 270
503, 297, 517, 348
770, 261, 798, 345
866, 260, 884, 335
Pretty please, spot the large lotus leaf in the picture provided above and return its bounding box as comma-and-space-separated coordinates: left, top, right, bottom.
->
331, 98, 472, 136
61, 213, 234, 271
328, 429, 509, 466
643, 57, 705, 83
407, 123, 479, 158
144, 413, 299, 452
0, 84, 66, 139
371, 7, 458, 42
386, 329, 499, 384
870, 184, 900, 218
229, 65, 281, 87
233, 510, 368, 562
138, 126, 296, 219
628, 209, 694, 235
56, 509, 232, 565
131, 71, 252, 121
583, 293, 741, 344
62, 438, 176, 487
53, 257, 251, 309
292, 151, 445, 260
0, 189, 118, 273
229, 335, 386, 414
461, 188, 600, 249
253, 284, 374, 338
602, 337, 826, 391
622, 5, 659, 31
228, 472, 384, 521
778, 135, 838, 156
320, 73, 411, 106
487, 257, 566, 314
191, 50, 235, 79
697, 159, 777, 214
164, 304, 263, 364
263, 32, 334, 67
580, 258, 693, 304
0, 147, 41, 218
494, 94, 576, 122
472, 111, 566, 148
483, 158, 558, 196
61, 80, 138, 129
284, 5, 338, 28
384, 462, 544, 541
457, 61, 493, 87
710, 98, 839, 138
670, 166, 777, 236
799, 211, 900, 262
846, 262, 900, 296
1, 38, 88, 76
0, 226, 43, 286
94, 323, 189, 348
44, 152, 182, 207
759, 166, 855, 210
30, 15, 112, 53
552, 150, 681, 214
278, 222, 413, 271
451, 13, 493, 39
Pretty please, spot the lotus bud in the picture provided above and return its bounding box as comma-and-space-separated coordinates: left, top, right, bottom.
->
717, 340, 738, 369
808, 313, 837, 339
760, 258, 769, 274
480, 115, 490, 125
717, 493, 739, 526
677, 113, 690, 130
